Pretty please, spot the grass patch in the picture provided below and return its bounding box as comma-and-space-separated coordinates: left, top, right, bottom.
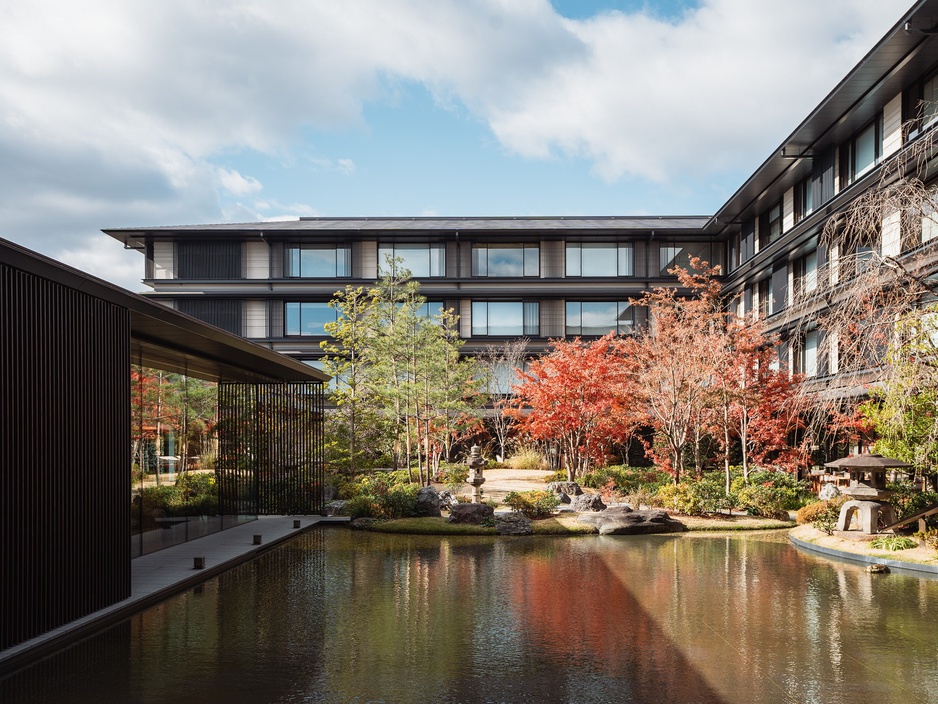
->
366, 517, 496, 535
681, 515, 795, 532
530, 515, 597, 535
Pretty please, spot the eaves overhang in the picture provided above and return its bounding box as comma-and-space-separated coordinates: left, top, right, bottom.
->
706, 0, 938, 236
1, 238, 329, 385
104, 216, 710, 247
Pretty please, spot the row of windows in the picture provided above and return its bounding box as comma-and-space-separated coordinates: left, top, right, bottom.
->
282, 242, 709, 279
283, 300, 635, 337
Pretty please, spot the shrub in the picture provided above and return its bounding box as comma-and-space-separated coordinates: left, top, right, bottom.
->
796, 497, 847, 525
623, 486, 658, 509
652, 483, 703, 516
439, 462, 469, 490
887, 482, 938, 525
914, 528, 938, 549
342, 495, 378, 519
870, 535, 918, 551
543, 469, 568, 483
504, 490, 560, 519
733, 471, 810, 517
506, 450, 546, 470
376, 483, 420, 519
650, 476, 738, 516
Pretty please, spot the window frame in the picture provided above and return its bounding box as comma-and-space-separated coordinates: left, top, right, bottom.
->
286, 244, 351, 279
565, 242, 634, 277
471, 243, 540, 277
284, 301, 337, 337
377, 243, 446, 278
471, 301, 539, 337
565, 301, 634, 337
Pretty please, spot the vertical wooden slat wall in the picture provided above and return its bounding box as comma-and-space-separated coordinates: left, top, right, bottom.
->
1, 262, 131, 650
216, 382, 324, 517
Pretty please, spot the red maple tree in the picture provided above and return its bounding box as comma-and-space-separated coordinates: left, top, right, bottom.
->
508, 334, 636, 480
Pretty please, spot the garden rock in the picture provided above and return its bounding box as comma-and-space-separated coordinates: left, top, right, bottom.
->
350, 517, 376, 530
438, 489, 460, 511
572, 493, 606, 512
322, 485, 339, 503
415, 485, 442, 517
819, 483, 842, 501
324, 500, 347, 516
556, 491, 571, 504
548, 481, 583, 497
447, 503, 495, 524
496, 512, 533, 536
577, 506, 687, 535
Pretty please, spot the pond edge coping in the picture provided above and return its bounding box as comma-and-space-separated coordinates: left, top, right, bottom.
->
788, 531, 938, 576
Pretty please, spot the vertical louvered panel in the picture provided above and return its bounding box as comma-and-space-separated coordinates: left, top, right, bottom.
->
1, 262, 130, 650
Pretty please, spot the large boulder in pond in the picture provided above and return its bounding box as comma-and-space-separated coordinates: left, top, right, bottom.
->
448, 503, 494, 524
572, 493, 606, 512
415, 485, 442, 517
577, 506, 686, 535
548, 481, 583, 497
496, 512, 532, 536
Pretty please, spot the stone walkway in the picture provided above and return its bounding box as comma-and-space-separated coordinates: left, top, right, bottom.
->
0, 515, 347, 676
450, 467, 553, 503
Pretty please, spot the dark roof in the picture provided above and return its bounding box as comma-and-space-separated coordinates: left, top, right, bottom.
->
1, 237, 329, 384
104, 215, 710, 247
707, 0, 938, 232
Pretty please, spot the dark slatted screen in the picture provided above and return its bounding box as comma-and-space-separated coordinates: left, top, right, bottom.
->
176, 240, 242, 279
177, 299, 243, 336
1, 262, 131, 650
217, 382, 325, 516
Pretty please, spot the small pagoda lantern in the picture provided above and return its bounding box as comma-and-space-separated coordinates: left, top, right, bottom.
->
466, 445, 486, 504
824, 454, 909, 533
824, 454, 906, 501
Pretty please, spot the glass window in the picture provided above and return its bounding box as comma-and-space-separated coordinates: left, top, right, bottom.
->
796, 250, 818, 296
418, 301, 445, 319
566, 243, 634, 277
924, 74, 938, 129
471, 301, 539, 336
472, 244, 539, 277
844, 121, 880, 184
923, 200, 938, 243
767, 201, 783, 243
758, 278, 773, 317
659, 242, 712, 275
795, 176, 814, 223
378, 243, 445, 277
285, 302, 336, 336
796, 330, 819, 378
287, 245, 350, 278
565, 302, 633, 336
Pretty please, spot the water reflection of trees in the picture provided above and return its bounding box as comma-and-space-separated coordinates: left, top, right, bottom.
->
595, 535, 938, 704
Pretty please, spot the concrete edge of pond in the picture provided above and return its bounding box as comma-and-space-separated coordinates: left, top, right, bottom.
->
0, 515, 350, 679
788, 531, 938, 576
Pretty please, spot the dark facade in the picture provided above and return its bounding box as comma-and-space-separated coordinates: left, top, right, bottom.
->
1, 260, 131, 651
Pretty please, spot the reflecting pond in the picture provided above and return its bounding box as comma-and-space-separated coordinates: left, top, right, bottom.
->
4, 528, 938, 703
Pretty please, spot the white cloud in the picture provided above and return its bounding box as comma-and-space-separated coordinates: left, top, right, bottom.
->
217, 167, 263, 197
0, 0, 914, 286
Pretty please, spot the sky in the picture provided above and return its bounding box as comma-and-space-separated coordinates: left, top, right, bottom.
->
0, 0, 915, 292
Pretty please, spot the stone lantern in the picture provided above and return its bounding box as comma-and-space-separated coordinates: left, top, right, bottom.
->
466, 445, 486, 504
825, 454, 909, 534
